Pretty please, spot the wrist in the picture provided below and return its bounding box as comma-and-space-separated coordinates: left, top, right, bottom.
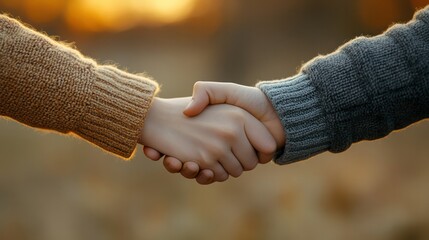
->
138, 97, 162, 146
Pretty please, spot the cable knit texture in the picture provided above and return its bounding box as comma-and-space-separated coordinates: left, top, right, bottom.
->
258, 6, 429, 165
0, 15, 159, 158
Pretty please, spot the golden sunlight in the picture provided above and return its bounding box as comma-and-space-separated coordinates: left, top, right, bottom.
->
141, 0, 196, 23
66, 0, 198, 31
0, 0, 200, 31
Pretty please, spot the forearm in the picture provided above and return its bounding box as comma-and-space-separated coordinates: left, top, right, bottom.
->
0, 15, 159, 158
258, 6, 429, 164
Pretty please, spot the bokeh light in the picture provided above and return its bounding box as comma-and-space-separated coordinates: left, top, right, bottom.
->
0, 0, 212, 31
65, 0, 198, 31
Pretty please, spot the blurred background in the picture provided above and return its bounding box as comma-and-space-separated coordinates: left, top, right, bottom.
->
1, 0, 429, 239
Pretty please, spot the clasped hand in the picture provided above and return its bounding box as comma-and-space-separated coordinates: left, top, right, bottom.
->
138, 82, 285, 185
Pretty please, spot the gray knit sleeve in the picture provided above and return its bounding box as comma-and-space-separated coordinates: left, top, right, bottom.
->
257, 6, 429, 164
257, 74, 330, 164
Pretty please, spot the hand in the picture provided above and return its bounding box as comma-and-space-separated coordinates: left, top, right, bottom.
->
143, 148, 216, 184
144, 82, 285, 184
139, 97, 276, 182
185, 82, 285, 148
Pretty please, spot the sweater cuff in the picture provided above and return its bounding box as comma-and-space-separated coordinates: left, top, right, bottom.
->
257, 74, 330, 164
74, 66, 159, 159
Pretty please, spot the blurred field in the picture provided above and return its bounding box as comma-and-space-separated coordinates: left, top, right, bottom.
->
1, 0, 429, 239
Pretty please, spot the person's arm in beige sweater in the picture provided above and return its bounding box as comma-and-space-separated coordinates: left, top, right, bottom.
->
0, 15, 277, 183
0, 14, 159, 158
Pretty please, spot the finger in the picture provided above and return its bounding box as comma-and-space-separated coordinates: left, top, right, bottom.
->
183, 95, 209, 117
180, 162, 200, 179
211, 162, 229, 182
231, 131, 259, 171
163, 156, 183, 173
184, 82, 236, 117
258, 152, 275, 164
243, 114, 277, 162
218, 152, 243, 178
143, 146, 164, 161
196, 169, 215, 185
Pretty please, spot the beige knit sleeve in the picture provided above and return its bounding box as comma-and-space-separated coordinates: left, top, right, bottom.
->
0, 15, 159, 159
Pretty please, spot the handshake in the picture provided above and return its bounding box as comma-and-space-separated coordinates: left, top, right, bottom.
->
138, 82, 285, 185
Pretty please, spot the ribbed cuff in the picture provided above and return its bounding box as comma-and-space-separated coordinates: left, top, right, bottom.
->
257, 74, 330, 164
74, 66, 159, 159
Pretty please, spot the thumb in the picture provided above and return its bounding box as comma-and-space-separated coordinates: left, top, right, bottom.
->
184, 81, 232, 117
183, 85, 209, 117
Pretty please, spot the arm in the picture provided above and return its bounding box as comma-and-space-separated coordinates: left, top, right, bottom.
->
0, 15, 276, 182
166, 6, 429, 168
258, 6, 429, 164
0, 14, 158, 158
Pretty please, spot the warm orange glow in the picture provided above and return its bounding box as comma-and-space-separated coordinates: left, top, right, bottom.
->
0, 0, 65, 23
23, 0, 65, 23
411, 0, 429, 9
65, 0, 198, 31
142, 0, 196, 23
358, 0, 401, 31
0, 0, 204, 31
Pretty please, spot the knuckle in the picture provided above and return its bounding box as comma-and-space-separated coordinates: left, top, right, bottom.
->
193, 81, 203, 89
193, 81, 207, 92
216, 125, 241, 142
218, 129, 236, 141
197, 151, 215, 168
230, 110, 245, 121
198, 158, 212, 169
208, 144, 228, 158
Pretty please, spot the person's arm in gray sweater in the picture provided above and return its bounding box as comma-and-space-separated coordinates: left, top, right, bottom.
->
257, 6, 429, 164
143, 6, 429, 184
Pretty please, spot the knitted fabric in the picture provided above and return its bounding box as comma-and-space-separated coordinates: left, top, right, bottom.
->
0, 15, 159, 158
258, 6, 429, 164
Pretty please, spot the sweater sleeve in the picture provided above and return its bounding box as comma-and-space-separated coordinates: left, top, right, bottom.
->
0, 15, 159, 159
257, 6, 429, 165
